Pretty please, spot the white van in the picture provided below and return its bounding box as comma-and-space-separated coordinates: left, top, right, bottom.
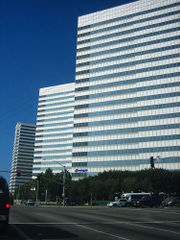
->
121, 193, 151, 204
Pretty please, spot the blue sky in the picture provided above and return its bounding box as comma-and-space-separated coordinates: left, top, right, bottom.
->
0, 0, 134, 182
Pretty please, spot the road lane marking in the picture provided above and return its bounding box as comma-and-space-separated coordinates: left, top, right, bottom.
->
11, 220, 180, 225
122, 221, 180, 236
11, 222, 131, 240
10, 221, 180, 239
10, 225, 33, 240
76, 224, 131, 240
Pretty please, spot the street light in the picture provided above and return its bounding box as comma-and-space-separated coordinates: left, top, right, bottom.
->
54, 161, 66, 207
150, 156, 160, 168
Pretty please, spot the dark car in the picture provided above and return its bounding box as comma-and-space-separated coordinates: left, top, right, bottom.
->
162, 196, 180, 207
136, 195, 161, 207
25, 199, 35, 206
0, 176, 11, 233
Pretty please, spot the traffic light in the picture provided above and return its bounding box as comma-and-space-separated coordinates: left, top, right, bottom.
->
37, 173, 41, 180
64, 186, 67, 191
17, 170, 21, 176
150, 156, 154, 168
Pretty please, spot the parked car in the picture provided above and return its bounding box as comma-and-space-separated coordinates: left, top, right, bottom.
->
25, 200, 35, 206
162, 196, 180, 207
107, 201, 121, 207
107, 199, 128, 207
0, 176, 11, 233
136, 195, 161, 207
118, 199, 128, 207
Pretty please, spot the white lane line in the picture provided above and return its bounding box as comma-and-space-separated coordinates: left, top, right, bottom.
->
128, 208, 180, 215
10, 225, 33, 240
11, 222, 131, 240
11, 220, 180, 225
122, 222, 180, 236
76, 224, 131, 240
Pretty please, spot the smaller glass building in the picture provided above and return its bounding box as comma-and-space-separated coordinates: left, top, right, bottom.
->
10, 123, 36, 194
33, 83, 74, 177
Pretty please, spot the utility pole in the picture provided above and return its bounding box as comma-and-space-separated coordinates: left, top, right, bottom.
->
62, 166, 66, 207
36, 174, 40, 206
150, 156, 154, 168
150, 156, 160, 169
53, 160, 66, 207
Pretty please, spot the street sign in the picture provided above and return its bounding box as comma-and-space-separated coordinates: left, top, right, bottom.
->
75, 169, 88, 172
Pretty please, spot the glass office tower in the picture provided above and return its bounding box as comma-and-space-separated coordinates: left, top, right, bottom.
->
33, 83, 74, 177
72, 0, 180, 179
10, 123, 36, 194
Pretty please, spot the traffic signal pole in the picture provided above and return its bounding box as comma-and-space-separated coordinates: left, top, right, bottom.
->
150, 156, 160, 169
36, 174, 40, 205
63, 166, 66, 207
53, 161, 66, 207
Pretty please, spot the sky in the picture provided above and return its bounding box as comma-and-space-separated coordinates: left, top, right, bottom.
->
0, 0, 135, 182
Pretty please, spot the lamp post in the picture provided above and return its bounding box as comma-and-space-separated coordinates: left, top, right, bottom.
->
54, 161, 66, 207
42, 159, 67, 207
150, 156, 160, 168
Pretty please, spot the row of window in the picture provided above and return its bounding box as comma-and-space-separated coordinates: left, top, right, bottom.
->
72, 172, 87, 177
18, 137, 35, 141
18, 144, 34, 150
37, 112, 74, 123
37, 120, 73, 128
73, 123, 180, 137
38, 100, 74, 109
77, 28, 179, 57
38, 90, 74, 99
76, 53, 179, 75
75, 102, 180, 119
74, 92, 180, 119
35, 143, 72, 148
74, 112, 180, 128
73, 134, 180, 147
35, 137, 72, 143
72, 162, 87, 167
34, 155, 71, 160
72, 146, 180, 157
33, 160, 72, 165
75, 82, 180, 107
76, 44, 180, 69
77, 34, 180, 60
73, 157, 180, 167
77, 10, 180, 39
37, 109, 74, 118
34, 149, 72, 154
39, 166, 71, 171
17, 153, 34, 157
77, 2, 180, 32
39, 95, 74, 104
75, 73, 179, 96
77, 75, 179, 96
19, 140, 35, 145
75, 62, 180, 86
35, 132, 73, 138
38, 104, 74, 113
36, 126, 73, 133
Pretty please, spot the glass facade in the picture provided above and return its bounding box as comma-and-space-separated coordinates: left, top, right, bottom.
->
10, 123, 36, 194
32, 83, 74, 177
72, 0, 180, 179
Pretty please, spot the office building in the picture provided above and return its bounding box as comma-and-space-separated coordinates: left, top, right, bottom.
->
72, 0, 180, 179
33, 83, 74, 177
10, 123, 36, 194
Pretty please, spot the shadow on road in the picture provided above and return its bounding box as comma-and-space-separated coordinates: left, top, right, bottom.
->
0, 224, 78, 239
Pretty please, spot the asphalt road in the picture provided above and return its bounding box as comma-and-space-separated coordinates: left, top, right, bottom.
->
1, 205, 180, 240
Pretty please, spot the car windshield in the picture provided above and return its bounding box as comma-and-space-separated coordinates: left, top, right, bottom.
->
0, 177, 9, 194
